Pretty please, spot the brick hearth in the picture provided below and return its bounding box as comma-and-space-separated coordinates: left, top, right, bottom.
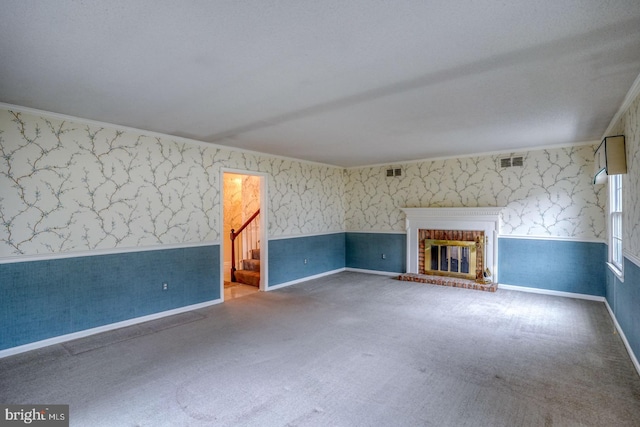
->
397, 273, 498, 292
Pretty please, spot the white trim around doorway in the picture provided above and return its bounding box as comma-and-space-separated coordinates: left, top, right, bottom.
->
220, 168, 269, 299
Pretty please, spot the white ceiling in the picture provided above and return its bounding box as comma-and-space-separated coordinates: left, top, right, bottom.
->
2, 1, 640, 167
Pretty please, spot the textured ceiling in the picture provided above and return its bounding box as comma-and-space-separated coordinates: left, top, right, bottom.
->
2, 1, 640, 167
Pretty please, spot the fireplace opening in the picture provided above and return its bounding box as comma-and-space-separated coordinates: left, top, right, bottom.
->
425, 239, 476, 280
418, 229, 485, 281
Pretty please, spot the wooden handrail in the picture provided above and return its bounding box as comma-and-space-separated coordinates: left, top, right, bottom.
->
231, 209, 260, 240
230, 209, 260, 282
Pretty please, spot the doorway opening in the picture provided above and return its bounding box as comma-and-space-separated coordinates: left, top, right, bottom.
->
222, 171, 267, 300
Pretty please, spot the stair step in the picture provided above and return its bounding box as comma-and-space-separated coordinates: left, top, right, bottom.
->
250, 249, 260, 260
234, 270, 260, 287
242, 258, 260, 272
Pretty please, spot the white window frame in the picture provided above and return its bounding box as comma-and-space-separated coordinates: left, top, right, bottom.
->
608, 173, 624, 279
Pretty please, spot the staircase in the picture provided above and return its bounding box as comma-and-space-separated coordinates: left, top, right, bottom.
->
234, 249, 260, 287
230, 208, 260, 287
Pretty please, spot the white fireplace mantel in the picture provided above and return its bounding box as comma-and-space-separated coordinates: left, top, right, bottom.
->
400, 207, 503, 282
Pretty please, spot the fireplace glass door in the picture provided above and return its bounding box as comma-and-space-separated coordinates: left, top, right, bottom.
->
424, 239, 477, 280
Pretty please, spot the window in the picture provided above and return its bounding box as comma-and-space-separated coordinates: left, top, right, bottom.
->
609, 174, 623, 275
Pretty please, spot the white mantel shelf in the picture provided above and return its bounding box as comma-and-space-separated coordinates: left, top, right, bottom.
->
401, 207, 504, 282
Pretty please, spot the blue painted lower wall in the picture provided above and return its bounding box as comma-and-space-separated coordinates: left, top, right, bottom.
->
498, 238, 606, 296
345, 232, 405, 273
268, 233, 346, 287
0, 245, 219, 351
606, 256, 640, 366
3, 234, 627, 354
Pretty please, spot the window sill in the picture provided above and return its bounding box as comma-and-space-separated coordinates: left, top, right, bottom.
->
607, 262, 624, 282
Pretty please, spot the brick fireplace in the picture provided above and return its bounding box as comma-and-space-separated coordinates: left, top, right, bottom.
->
399, 207, 502, 291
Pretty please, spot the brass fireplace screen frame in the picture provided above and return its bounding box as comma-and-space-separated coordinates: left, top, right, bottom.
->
423, 239, 477, 280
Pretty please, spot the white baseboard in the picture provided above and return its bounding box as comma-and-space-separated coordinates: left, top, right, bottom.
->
345, 267, 401, 277
498, 283, 605, 302
0, 298, 222, 359
266, 268, 346, 290
604, 299, 640, 378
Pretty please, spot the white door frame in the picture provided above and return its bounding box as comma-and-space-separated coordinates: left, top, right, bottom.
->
220, 168, 268, 299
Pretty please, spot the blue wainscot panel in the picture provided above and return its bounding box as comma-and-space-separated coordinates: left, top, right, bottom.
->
268, 233, 345, 287
346, 232, 405, 273
0, 245, 219, 351
498, 238, 605, 296
607, 257, 640, 364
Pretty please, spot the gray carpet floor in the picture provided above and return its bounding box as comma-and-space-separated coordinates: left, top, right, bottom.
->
1, 271, 640, 426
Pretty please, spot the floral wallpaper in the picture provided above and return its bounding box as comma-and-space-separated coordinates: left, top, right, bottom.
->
223, 173, 244, 235
0, 109, 345, 257
1, 104, 621, 259
612, 89, 640, 259
345, 145, 606, 240
242, 174, 261, 223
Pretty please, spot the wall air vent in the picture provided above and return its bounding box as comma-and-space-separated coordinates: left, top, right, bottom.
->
511, 156, 524, 167
386, 168, 402, 177
499, 155, 524, 168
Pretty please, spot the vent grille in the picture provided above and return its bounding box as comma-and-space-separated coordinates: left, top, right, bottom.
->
499, 155, 524, 168
386, 168, 402, 177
